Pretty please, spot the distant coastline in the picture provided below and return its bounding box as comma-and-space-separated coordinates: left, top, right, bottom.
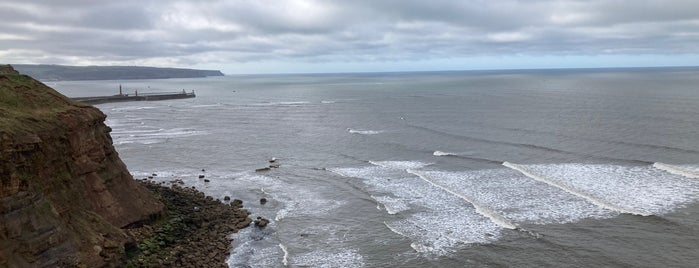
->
12, 64, 224, 81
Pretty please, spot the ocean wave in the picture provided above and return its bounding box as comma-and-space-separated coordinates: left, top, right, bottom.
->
413, 168, 613, 225
333, 160, 699, 256
291, 248, 364, 268
371, 195, 410, 214
504, 162, 699, 216
253, 101, 311, 106
110, 106, 157, 111
368, 160, 431, 170
407, 169, 517, 230
227, 228, 282, 268
111, 128, 207, 145
190, 104, 224, 108
653, 162, 699, 179
347, 128, 382, 135
331, 164, 503, 255
433, 151, 457, 156
503, 162, 649, 216
410, 124, 653, 164
279, 244, 289, 266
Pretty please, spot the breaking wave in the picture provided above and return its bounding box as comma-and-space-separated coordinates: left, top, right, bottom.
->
348, 128, 383, 135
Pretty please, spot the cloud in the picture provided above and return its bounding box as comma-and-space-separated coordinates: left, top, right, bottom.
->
1, 0, 698, 72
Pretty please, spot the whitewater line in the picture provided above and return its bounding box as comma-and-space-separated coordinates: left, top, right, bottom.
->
503, 162, 650, 216
279, 243, 289, 266
653, 162, 699, 179
405, 169, 518, 230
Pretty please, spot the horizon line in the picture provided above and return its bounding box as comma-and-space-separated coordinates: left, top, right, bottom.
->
223, 65, 699, 76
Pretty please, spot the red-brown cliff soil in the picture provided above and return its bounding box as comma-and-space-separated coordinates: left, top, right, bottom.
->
0, 65, 164, 267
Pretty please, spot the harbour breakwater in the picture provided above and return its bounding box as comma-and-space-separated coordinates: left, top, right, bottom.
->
72, 90, 195, 105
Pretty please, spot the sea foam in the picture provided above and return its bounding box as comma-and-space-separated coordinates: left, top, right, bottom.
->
347, 128, 383, 135
291, 248, 364, 268
653, 162, 699, 179
506, 163, 699, 215
414, 169, 614, 224
433, 151, 457, 156
331, 164, 504, 255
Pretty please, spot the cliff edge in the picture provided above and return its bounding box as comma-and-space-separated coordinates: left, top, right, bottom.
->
0, 65, 164, 267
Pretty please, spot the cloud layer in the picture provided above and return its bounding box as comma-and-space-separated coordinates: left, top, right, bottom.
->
1, 0, 699, 72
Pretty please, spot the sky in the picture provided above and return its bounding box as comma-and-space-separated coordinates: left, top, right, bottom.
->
1, 0, 699, 74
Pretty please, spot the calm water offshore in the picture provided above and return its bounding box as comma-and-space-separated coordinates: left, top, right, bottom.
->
52, 68, 699, 267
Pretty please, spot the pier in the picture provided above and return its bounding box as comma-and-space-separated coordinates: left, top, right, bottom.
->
71, 86, 196, 104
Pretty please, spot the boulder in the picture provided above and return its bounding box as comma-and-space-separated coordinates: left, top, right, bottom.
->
254, 217, 270, 228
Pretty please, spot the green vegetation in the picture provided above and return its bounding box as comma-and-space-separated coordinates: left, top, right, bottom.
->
0, 73, 86, 133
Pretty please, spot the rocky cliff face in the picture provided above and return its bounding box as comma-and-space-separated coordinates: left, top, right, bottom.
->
0, 65, 164, 267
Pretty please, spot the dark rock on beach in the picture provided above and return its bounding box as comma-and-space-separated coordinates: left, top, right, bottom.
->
255, 167, 271, 172
123, 181, 251, 267
254, 217, 270, 228
231, 199, 244, 208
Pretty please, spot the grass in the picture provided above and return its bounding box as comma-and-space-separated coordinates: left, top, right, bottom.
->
0, 73, 88, 134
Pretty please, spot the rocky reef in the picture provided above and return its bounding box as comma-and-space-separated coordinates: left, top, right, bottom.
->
0, 64, 165, 267
124, 181, 251, 267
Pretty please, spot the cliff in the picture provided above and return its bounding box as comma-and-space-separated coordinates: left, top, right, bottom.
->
0, 65, 164, 267
13, 64, 224, 81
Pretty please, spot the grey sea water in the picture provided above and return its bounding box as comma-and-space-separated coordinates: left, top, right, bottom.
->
52, 68, 699, 267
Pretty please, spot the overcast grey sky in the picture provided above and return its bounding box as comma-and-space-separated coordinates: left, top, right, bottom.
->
1, 0, 699, 73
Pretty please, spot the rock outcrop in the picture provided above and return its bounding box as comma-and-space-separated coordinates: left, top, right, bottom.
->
0, 65, 164, 267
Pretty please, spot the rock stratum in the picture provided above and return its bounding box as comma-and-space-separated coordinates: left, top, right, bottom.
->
0, 64, 165, 267
12, 64, 224, 81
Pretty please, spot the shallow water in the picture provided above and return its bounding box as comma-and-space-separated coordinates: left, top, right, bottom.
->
52, 68, 699, 267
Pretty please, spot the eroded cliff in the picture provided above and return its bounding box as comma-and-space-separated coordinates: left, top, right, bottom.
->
0, 65, 164, 267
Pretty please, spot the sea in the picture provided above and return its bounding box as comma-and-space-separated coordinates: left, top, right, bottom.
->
50, 67, 699, 267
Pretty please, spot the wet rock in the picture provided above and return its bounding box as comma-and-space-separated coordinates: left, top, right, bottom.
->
124, 180, 251, 267
223, 196, 230, 201
198, 175, 205, 179
152, 173, 158, 177
103, 240, 119, 249
255, 167, 271, 172
269, 157, 277, 163
231, 199, 243, 208
259, 198, 267, 205
254, 217, 269, 228
204, 179, 210, 183
269, 163, 281, 168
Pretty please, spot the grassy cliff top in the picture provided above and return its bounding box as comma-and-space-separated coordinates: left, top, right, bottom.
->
0, 65, 89, 133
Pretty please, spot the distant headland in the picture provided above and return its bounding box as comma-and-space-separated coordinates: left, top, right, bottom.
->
12, 64, 225, 81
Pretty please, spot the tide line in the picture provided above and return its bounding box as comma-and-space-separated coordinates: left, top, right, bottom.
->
653, 162, 699, 179
503, 162, 650, 216
406, 169, 518, 230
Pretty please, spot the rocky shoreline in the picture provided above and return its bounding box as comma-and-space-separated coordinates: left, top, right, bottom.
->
122, 180, 252, 267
